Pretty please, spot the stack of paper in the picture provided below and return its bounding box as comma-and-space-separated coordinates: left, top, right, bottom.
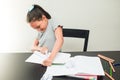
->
45, 55, 104, 80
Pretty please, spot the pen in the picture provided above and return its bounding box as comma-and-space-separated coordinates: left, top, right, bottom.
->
113, 63, 120, 66
52, 63, 64, 65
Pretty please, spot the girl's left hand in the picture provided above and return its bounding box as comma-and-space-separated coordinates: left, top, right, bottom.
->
42, 58, 53, 66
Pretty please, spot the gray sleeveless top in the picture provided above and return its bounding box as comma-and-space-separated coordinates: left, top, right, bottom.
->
37, 19, 59, 52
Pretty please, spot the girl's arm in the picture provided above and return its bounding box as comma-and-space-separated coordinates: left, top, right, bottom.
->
31, 39, 40, 51
31, 39, 48, 53
43, 26, 64, 66
49, 26, 64, 60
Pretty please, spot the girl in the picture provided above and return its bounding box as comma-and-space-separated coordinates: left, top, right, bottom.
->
26, 4, 64, 66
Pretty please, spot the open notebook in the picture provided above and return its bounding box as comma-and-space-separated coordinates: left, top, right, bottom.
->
25, 51, 71, 65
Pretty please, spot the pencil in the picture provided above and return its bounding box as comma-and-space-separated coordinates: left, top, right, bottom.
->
109, 61, 115, 72
98, 54, 115, 63
104, 71, 115, 80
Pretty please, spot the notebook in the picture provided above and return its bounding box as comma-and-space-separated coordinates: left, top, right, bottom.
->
25, 51, 71, 65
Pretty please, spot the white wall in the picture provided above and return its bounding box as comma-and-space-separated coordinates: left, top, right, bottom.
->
0, 0, 120, 53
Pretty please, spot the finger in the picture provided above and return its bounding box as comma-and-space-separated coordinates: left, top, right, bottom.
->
45, 50, 48, 54
42, 62, 47, 66
42, 60, 47, 66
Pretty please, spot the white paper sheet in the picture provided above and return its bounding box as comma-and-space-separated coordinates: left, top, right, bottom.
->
70, 56, 105, 75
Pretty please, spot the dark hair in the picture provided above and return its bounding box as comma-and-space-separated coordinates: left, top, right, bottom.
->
27, 4, 51, 22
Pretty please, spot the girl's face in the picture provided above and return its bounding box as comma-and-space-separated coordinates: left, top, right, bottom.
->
30, 16, 48, 32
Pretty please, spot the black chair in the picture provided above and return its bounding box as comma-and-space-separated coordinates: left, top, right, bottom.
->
62, 28, 89, 52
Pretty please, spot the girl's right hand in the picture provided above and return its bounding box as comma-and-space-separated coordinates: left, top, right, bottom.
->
31, 46, 39, 52
40, 46, 48, 54
31, 46, 48, 54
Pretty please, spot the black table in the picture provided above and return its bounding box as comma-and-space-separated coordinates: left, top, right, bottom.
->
0, 51, 120, 80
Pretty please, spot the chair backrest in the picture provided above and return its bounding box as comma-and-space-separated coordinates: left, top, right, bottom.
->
63, 28, 89, 52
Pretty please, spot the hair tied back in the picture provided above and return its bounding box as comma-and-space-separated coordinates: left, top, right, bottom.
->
28, 5, 34, 12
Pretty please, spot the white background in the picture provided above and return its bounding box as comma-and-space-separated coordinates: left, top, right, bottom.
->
0, 0, 120, 53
